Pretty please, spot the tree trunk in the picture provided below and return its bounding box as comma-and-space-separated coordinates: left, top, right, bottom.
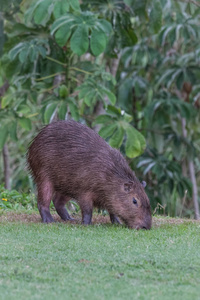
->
3, 144, 11, 190
181, 118, 200, 219
188, 161, 200, 220
0, 81, 11, 189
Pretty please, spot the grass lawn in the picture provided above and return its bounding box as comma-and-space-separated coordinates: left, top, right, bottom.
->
0, 212, 200, 300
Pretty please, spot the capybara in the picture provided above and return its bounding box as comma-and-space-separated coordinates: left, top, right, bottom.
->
27, 120, 152, 229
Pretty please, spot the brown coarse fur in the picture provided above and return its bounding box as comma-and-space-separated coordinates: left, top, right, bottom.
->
27, 120, 152, 229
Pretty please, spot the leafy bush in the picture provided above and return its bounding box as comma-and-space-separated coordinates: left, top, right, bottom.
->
0, 185, 81, 214
0, 185, 37, 210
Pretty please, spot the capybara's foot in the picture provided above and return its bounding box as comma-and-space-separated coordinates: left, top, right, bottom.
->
42, 215, 55, 223
40, 209, 55, 223
110, 214, 122, 225
56, 206, 74, 221
59, 210, 74, 221
82, 212, 92, 225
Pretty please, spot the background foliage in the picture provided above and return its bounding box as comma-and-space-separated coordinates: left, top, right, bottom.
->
0, 0, 200, 218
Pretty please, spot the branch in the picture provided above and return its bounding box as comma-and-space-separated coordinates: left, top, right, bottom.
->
0, 80, 9, 98
3, 144, 11, 190
188, 0, 200, 7
0, 81, 11, 190
175, 0, 200, 7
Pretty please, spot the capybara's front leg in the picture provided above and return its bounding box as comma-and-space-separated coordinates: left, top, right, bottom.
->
37, 179, 54, 223
79, 193, 93, 225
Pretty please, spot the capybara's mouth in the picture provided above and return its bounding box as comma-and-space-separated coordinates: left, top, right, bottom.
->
135, 225, 150, 230
125, 221, 151, 230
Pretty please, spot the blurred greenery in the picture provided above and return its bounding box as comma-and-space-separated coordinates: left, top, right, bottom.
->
0, 0, 200, 218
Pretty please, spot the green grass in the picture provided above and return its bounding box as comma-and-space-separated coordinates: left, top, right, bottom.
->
0, 213, 200, 300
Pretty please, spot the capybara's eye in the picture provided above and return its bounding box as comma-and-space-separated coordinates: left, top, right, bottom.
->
133, 198, 137, 205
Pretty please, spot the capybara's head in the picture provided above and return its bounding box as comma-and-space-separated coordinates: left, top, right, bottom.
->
111, 180, 152, 230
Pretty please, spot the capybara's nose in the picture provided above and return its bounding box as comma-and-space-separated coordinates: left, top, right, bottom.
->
135, 224, 151, 230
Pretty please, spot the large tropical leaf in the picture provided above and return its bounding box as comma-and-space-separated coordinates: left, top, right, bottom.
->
51, 12, 112, 56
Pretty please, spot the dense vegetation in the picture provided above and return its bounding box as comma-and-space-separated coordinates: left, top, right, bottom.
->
0, 0, 200, 219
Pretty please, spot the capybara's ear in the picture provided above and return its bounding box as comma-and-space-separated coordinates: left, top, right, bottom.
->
124, 181, 133, 192
141, 181, 147, 188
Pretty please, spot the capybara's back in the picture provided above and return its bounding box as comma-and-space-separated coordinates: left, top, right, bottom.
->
28, 120, 152, 229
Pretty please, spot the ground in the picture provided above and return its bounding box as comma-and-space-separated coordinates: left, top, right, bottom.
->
0, 212, 200, 300
1, 211, 199, 226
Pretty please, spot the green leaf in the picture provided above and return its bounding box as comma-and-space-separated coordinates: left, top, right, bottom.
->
9, 40, 47, 64
1, 95, 12, 108
109, 126, 124, 148
69, 0, 80, 11
34, 0, 53, 25
136, 130, 146, 152
143, 161, 156, 175
177, 182, 185, 198
127, 28, 138, 45
9, 122, 17, 142
59, 85, 69, 98
19, 48, 28, 63
137, 158, 154, 168
97, 19, 112, 34
123, 112, 133, 123
55, 24, 72, 47
28, 47, 34, 62
58, 102, 67, 120
93, 114, 113, 125
53, 1, 70, 19
125, 129, 141, 158
18, 118, 32, 131
181, 103, 192, 119
68, 101, 79, 121
70, 25, 89, 56
98, 123, 118, 139
181, 177, 192, 196
0, 126, 8, 150
125, 125, 146, 158
44, 103, 57, 124
38, 45, 47, 58
3, 23, 32, 38
176, 71, 184, 90
106, 105, 121, 117
124, 0, 147, 16
91, 29, 107, 56
52, 0, 80, 17
99, 86, 116, 105
84, 90, 97, 106
101, 71, 116, 84
17, 104, 30, 115
51, 15, 74, 35
9, 43, 24, 60
78, 86, 91, 100
150, 0, 162, 33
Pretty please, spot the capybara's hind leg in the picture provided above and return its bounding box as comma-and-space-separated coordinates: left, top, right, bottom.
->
53, 192, 74, 221
37, 180, 54, 223
110, 214, 121, 225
